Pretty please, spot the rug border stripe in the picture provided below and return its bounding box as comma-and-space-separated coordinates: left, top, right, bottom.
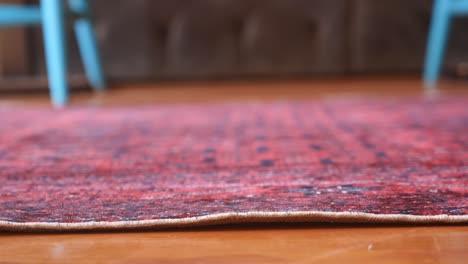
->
1, 211, 467, 231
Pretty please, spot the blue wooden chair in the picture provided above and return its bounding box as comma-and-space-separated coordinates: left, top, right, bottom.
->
424, 0, 468, 87
0, 0, 105, 107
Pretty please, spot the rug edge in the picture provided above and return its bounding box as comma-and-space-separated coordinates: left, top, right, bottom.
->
1, 211, 467, 231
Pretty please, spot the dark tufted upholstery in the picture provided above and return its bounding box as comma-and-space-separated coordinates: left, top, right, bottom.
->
30, 0, 468, 80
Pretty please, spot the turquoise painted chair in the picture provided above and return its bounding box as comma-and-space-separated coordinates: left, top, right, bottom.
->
0, 0, 105, 107
424, 0, 468, 87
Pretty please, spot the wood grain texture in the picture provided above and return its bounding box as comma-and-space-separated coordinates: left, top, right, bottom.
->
1, 76, 467, 106
0, 78, 467, 264
0, 225, 467, 264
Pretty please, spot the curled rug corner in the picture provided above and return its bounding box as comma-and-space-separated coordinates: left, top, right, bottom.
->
1, 97, 467, 232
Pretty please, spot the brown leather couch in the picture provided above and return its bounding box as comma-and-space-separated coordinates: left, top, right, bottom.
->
30, 0, 468, 81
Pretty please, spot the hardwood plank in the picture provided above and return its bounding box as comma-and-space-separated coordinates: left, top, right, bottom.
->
1, 77, 467, 106
0, 225, 467, 264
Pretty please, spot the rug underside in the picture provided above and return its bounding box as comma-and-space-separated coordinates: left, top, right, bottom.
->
1, 97, 467, 231
1, 212, 468, 232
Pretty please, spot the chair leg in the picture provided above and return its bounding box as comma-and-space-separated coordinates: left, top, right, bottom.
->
69, 0, 106, 91
424, 0, 452, 88
41, 0, 68, 107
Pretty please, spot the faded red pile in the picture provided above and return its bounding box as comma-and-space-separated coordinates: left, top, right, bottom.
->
0, 97, 467, 231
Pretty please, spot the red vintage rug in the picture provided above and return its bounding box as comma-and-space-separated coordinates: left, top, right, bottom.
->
0, 97, 467, 231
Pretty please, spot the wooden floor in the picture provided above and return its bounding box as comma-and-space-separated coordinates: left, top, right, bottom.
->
2, 76, 468, 106
0, 77, 467, 264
